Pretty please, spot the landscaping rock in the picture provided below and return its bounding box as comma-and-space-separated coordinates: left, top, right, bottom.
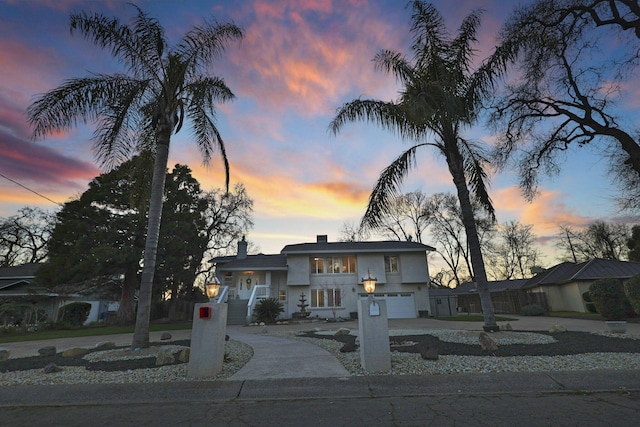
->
420, 347, 439, 361
0, 348, 9, 361
43, 363, 62, 374
160, 332, 172, 341
38, 346, 56, 357
94, 341, 116, 350
178, 348, 190, 363
156, 348, 175, 366
339, 342, 357, 353
334, 327, 350, 336
478, 331, 498, 351
62, 347, 90, 358
550, 324, 567, 333
503, 323, 513, 331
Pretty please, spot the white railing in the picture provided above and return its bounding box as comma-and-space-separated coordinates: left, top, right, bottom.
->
246, 285, 271, 322
216, 285, 229, 303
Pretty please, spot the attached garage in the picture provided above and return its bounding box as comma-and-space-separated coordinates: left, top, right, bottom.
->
360, 292, 416, 318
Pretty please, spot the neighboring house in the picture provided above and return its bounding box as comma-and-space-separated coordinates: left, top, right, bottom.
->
428, 288, 458, 317
454, 258, 640, 315
523, 258, 640, 313
212, 235, 435, 324
453, 278, 541, 314
0, 263, 112, 325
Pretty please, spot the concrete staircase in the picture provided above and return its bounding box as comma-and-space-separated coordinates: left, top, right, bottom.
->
226, 299, 249, 325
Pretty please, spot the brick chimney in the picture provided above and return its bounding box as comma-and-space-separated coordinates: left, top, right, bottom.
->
237, 236, 247, 259
317, 235, 328, 243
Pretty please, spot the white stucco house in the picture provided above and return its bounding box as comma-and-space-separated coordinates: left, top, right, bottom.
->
212, 235, 435, 324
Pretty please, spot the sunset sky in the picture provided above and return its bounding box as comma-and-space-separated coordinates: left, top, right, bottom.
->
1, 0, 638, 268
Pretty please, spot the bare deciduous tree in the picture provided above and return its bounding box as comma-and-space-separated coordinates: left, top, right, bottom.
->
0, 207, 55, 267
486, 221, 542, 280
557, 221, 630, 262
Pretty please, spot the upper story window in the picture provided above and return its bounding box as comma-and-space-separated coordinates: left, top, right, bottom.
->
384, 255, 399, 273
310, 256, 356, 274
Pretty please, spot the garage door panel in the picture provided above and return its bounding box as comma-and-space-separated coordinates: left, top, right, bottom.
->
361, 292, 416, 319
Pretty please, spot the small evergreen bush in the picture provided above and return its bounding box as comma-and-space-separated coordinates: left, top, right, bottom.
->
520, 304, 545, 316
59, 302, 92, 326
253, 297, 284, 323
624, 274, 640, 316
589, 278, 626, 321
582, 291, 597, 313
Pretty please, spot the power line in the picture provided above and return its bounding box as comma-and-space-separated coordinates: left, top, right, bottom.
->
0, 172, 63, 207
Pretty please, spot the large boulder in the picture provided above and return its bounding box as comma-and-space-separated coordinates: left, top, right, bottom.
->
156, 348, 175, 366
43, 363, 63, 374
62, 347, 90, 358
334, 327, 351, 336
178, 348, 190, 363
94, 341, 116, 350
0, 348, 9, 361
420, 347, 439, 361
478, 332, 498, 351
38, 346, 57, 357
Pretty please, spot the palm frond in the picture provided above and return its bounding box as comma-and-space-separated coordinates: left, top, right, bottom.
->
329, 99, 422, 140
70, 6, 162, 81
177, 20, 244, 75
360, 144, 429, 230
458, 138, 495, 220
409, 1, 447, 68
28, 74, 145, 139
187, 101, 230, 192
374, 50, 412, 83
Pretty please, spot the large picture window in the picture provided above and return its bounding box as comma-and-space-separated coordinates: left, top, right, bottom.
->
310, 288, 342, 308
310, 256, 356, 274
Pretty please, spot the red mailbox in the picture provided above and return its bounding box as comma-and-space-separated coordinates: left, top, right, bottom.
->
199, 306, 211, 319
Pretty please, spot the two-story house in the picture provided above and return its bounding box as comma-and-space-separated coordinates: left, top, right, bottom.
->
212, 235, 434, 324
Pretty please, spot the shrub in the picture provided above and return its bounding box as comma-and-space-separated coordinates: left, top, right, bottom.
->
59, 302, 92, 326
624, 274, 640, 316
520, 304, 546, 316
582, 291, 597, 313
253, 297, 284, 323
589, 278, 626, 321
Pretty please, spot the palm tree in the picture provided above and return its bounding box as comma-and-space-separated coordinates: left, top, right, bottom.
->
330, 1, 510, 330
27, 5, 244, 348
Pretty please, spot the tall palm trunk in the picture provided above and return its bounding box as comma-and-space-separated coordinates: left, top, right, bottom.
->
131, 129, 171, 349
115, 262, 139, 325
445, 140, 497, 330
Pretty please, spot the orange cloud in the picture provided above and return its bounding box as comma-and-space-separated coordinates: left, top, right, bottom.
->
493, 186, 592, 236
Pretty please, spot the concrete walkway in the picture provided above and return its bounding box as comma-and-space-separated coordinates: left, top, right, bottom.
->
226, 326, 349, 379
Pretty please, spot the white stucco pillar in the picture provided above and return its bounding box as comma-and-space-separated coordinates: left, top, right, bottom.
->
357, 298, 391, 373
187, 302, 228, 378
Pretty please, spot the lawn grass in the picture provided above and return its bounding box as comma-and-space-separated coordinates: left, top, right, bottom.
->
0, 322, 192, 344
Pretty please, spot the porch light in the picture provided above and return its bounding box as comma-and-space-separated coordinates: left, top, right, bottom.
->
362, 270, 377, 294
205, 281, 221, 300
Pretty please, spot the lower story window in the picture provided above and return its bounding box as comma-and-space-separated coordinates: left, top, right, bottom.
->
311, 288, 342, 308
278, 290, 287, 302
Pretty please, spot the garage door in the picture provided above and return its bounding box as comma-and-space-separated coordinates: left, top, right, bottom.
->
360, 292, 416, 318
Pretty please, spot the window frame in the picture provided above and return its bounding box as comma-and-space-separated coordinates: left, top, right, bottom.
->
384, 255, 399, 273
310, 256, 356, 275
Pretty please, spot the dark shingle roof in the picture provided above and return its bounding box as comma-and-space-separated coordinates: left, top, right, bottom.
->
524, 258, 640, 288
214, 254, 288, 271
454, 278, 529, 294
281, 240, 435, 254
0, 263, 43, 290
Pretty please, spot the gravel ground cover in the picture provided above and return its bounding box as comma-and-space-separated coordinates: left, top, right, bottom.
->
297, 330, 640, 357
1, 329, 639, 385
